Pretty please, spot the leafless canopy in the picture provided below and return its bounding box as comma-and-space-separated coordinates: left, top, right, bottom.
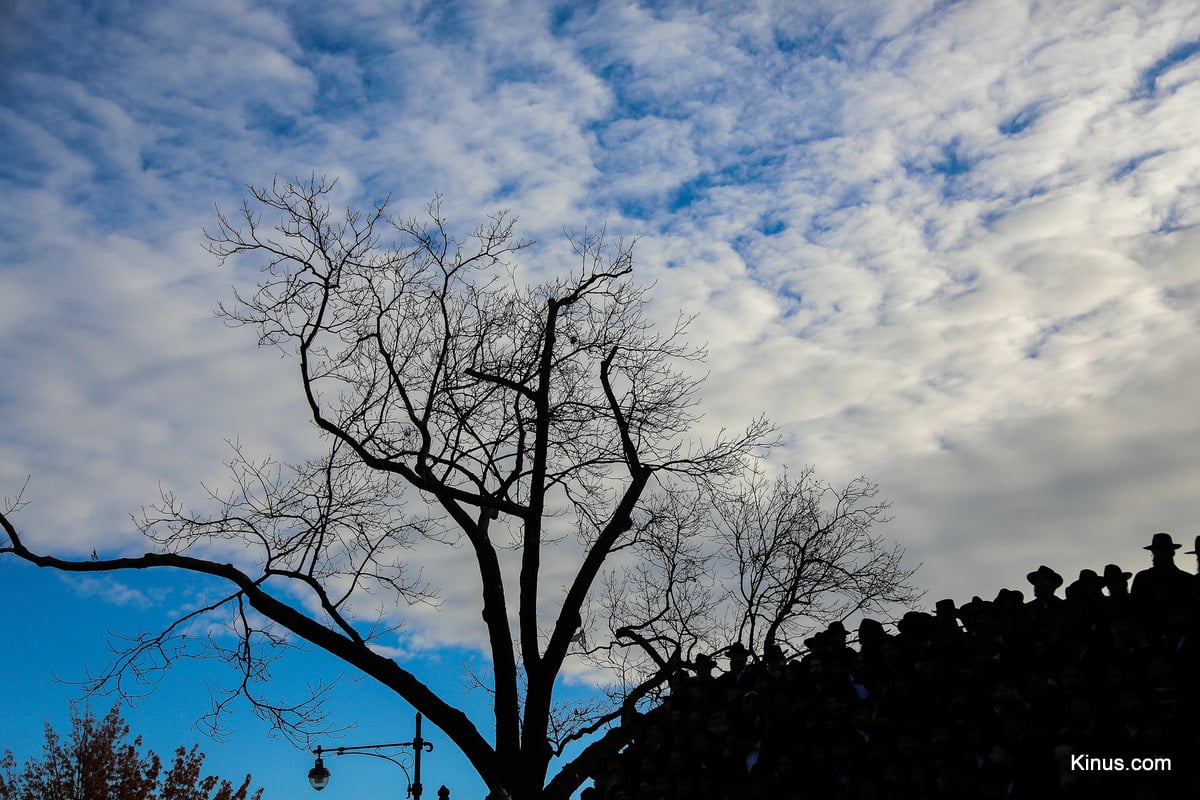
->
1, 177, 917, 800
712, 467, 920, 652
587, 468, 921, 691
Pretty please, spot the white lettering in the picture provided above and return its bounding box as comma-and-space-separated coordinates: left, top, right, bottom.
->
1070, 754, 1171, 772
1069, 755, 1122, 771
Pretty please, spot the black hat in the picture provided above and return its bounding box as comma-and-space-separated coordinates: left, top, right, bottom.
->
1144, 532, 1181, 552
1026, 565, 1064, 589
996, 587, 1025, 604
1102, 563, 1132, 582
957, 596, 990, 622
934, 598, 957, 617
1066, 569, 1104, 599
858, 618, 886, 637
1185, 535, 1200, 555
897, 610, 933, 636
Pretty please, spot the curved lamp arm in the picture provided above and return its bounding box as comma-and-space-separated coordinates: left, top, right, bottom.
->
308, 712, 440, 800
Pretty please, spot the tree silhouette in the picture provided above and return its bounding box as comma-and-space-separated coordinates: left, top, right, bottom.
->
1, 177, 917, 800
0, 705, 260, 800
594, 467, 919, 678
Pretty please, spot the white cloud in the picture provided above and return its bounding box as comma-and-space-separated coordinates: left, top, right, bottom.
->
66, 575, 168, 609
3, 0, 1200, 714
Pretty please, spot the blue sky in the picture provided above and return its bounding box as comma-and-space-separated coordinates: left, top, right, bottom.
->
3, 0, 1200, 797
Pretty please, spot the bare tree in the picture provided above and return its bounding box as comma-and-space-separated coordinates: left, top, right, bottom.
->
586, 467, 921, 685
1, 177, 915, 800
1, 178, 773, 800
711, 467, 920, 654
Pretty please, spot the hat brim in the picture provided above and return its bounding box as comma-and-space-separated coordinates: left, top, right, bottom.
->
1026, 570, 1063, 587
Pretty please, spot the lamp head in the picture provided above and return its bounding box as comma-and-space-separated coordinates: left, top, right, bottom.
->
308, 756, 331, 791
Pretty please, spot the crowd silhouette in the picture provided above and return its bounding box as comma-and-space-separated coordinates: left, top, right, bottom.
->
586, 532, 1200, 799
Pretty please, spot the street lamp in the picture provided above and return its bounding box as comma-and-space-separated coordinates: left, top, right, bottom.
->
307, 755, 331, 790
307, 712, 445, 800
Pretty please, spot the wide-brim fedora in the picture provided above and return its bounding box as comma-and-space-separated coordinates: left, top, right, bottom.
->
1102, 563, 1132, 581
1026, 565, 1064, 589
1144, 532, 1181, 552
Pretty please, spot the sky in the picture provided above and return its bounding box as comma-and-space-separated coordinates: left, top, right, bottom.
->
2, 0, 1200, 797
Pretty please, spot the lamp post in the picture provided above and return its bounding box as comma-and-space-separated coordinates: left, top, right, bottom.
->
307, 712, 446, 800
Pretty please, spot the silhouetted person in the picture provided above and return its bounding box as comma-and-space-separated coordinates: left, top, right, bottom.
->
1185, 535, 1200, 575
717, 642, 752, 689
1063, 569, 1107, 642
856, 617, 889, 664
691, 652, 717, 682
1102, 563, 1131, 598
822, 620, 851, 661
1026, 565, 1064, 631
1099, 563, 1135, 630
1066, 569, 1104, 603
934, 597, 959, 625
1131, 533, 1193, 625
932, 598, 964, 649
